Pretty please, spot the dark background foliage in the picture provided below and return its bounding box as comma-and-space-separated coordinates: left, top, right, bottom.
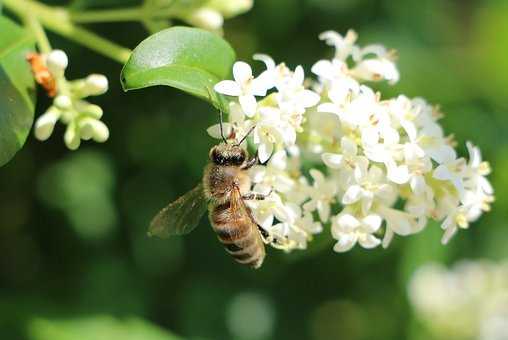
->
1, 0, 507, 339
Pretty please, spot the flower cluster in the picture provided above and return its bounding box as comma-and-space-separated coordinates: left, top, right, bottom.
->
210, 30, 494, 252
32, 50, 110, 150
409, 260, 508, 340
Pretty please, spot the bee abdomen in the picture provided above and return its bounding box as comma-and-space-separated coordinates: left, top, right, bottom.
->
210, 204, 265, 269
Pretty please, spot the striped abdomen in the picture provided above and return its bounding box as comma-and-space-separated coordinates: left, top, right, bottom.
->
209, 201, 265, 269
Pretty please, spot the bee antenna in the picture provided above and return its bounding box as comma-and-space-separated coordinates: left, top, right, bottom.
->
236, 125, 256, 146
219, 110, 228, 144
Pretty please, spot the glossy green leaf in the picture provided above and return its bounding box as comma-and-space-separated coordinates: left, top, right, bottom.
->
121, 26, 235, 110
28, 316, 185, 340
0, 16, 36, 167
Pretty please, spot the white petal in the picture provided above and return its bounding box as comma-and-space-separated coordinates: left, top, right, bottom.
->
433, 165, 452, 181
361, 127, 379, 147
338, 214, 361, 231
293, 65, 305, 85
333, 234, 358, 252
341, 137, 358, 156
239, 95, 257, 117
441, 224, 457, 245
301, 90, 320, 108
317, 201, 330, 222
382, 228, 394, 248
362, 215, 382, 233
311, 60, 332, 77
233, 61, 252, 84
253, 54, 275, 70
214, 80, 242, 96
257, 142, 273, 163
359, 234, 381, 249
206, 123, 232, 139
322, 153, 343, 169
250, 78, 269, 96
318, 103, 340, 115
342, 185, 362, 205
430, 145, 456, 164
309, 169, 325, 183
410, 175, 426, 195
387, 163, 410, 184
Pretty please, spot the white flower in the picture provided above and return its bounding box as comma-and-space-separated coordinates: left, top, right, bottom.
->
377, 205, 423, 247
433, 151, 467, 196
409, 260, 508, 340
351, 58, 399, 84
247, 192, 294, 231
303, 169, 337, 222
319, 29, 358, 61
464, 141, 493, 196
341, 159, 394, 214
214, 61, 271, 116
205, 29, 493, 255
332, 212, 382, 252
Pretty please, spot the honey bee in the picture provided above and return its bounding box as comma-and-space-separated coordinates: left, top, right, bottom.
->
149, 124, 272, 269
26, 52, 57, 97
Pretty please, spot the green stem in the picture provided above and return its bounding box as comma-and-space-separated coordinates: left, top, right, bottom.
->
25, 14, 52, 53
69, 1, 183, 24
70, 7, 147, 23
3, 0, 131, 64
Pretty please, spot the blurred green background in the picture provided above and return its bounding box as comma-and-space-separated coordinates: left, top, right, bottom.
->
1, 0, 508, 339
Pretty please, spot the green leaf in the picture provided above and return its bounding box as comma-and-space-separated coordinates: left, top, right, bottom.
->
28, 316, 185, 340
0, 16, 36, 167
121, 26, 235, 110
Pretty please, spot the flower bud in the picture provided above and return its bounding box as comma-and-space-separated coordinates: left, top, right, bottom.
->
75, 100, 103, 119
208, 0, 253, 18
187, 7, 224, 31
91, 120, 109, 143
84, 74, 108, 96
46, 50, 68, 78
34, 107, 60, 141
351, 58, 400, 84
64, 124, 81, 150
78, 117, 95, 140
54, 95, 72, 110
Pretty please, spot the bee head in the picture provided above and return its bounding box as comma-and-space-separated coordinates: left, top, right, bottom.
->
210, 143, 247, 166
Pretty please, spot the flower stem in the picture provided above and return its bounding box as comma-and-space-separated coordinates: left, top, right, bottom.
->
70, 7, 147, 23
24, 14, 52, 54
3, 0, 132, 64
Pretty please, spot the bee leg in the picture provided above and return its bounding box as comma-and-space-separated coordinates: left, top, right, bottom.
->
242, 192, 270, 200
257, 226, 273, 244
241, 150, 259, 170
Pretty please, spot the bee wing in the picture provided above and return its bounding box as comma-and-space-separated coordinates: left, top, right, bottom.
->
148, 183, 208, 238
230, 186, 247, 218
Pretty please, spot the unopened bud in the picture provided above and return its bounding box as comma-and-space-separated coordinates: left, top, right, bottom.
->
187, 7, 224, 31
34, 107, 60, 141
64, 124, 80, 150
91, 120, 109, 143
46, 50, 68, 77
78, 118, 108, 142
84, 74, 108, 96
54, 95, 72, 110
208, 0, 253, 18
78, 118, 95, 140
75, 100, 103, 119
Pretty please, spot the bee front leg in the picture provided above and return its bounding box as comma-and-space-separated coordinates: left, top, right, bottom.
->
242, 191, 271, 200
242, 155, 258, 170
257, 226, 274, 244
